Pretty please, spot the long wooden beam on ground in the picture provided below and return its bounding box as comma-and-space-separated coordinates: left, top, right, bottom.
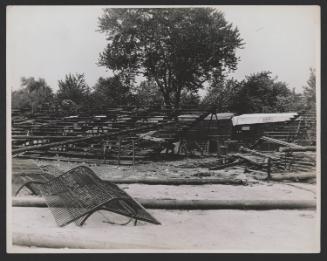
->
279, 146, 316, 152
232, 153, 267, 168
270, 172, 316, 181
109, 178, 247, 185
260, 136, 304, 149
12, 197, 316, 210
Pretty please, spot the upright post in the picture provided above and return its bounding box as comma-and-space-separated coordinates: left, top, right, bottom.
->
132, 139, 135, 166
216, 137, 221, 157
118, 137, 121, 165
267, 158, 272, 180
177, 138, 183, 155
214, 110, 221, 157
206, 140, 210, 155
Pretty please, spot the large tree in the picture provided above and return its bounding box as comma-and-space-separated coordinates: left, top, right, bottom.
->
98, 8, 243, 110
12, 77, 53, 112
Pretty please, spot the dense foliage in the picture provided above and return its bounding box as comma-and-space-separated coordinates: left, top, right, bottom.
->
132, 80, 164, 108
202, 71, 306, 114
57, 73, 91, 107
12, 77, 53, 112
91, 76, 134, 110
12, 69, 313, 115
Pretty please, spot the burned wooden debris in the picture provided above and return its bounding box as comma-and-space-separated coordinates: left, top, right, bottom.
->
12, 106, 231, 163
187, 136, 316, 182
209, 159, 243, 170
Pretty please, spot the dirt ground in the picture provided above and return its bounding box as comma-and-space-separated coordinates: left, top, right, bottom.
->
9, 157, 319, 252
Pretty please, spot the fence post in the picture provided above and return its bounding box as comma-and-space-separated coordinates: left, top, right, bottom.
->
132, 139, 135, 166
118, 137, 121, 165
267, 158, 272, 180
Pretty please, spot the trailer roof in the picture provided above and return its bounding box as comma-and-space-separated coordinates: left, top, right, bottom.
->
232, 112, 298, 126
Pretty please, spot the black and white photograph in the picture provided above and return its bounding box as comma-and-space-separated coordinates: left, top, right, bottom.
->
6, 5, 321, 252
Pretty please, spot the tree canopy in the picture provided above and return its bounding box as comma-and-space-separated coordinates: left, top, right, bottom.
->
202, 77, 240, 111
98, 8, 243, 110
202, 72, 305, 114
230, 72, 295, 113
57, 73, 91, 107
12, 77, 53, 112
92, 76, 133, 110
132, 80, 164, 108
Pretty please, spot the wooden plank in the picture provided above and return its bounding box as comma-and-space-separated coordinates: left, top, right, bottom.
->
232, 153, 267, 167
279, 146, 316, 152
13, 197, 316, 210
260, 136, 304, 149
209, 159, 244, 170
12, 135, 86, 140
239, 146, 280, 161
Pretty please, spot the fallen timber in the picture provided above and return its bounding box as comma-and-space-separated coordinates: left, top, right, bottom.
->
232, 153, 267, 168
252, 172, 316, 181
283, 159, 315, 167
209, 159, 245, 170
13, 197, 316, 210
285, 162, 315, 168
13, 176, 248, 191
260, 136, 305, 149
270, 172, 316, 181
12, 232, 162, 250
14, 155, 140, 165
12, 135, 90, 140
239, 146, 280, 161
21, 150, 148, 160
84, 178, 247, 186
279, 146, 316, 152
244, 168, 267, 176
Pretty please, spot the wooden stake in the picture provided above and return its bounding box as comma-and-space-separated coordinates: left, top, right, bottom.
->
118, 138, 121, 165
132, 139, 135, 166
216, 138, 220, 157
266, 158, 272, 180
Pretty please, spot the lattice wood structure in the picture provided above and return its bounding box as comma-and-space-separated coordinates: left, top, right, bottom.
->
12, 106, 232, 162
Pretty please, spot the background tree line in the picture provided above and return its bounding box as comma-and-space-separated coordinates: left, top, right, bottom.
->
202, 70, 316, 113
11, 68, 316, 115
12, 8, 316, 115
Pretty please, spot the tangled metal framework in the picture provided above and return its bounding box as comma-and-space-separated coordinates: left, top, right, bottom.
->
16, 166, 160, 227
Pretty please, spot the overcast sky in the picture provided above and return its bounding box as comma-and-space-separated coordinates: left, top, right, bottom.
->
7, 5, 320, 94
